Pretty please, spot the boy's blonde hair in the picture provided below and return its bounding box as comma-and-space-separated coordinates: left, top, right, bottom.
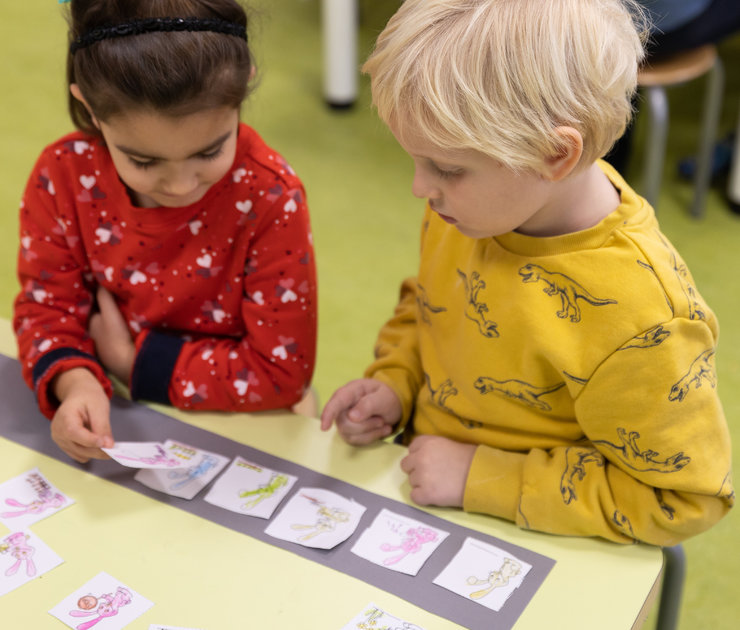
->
363, 0, 648, 172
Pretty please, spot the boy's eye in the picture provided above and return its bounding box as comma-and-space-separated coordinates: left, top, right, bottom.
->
433, 164, 463, 179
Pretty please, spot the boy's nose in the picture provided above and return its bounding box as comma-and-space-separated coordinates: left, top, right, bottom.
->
411, 169, 437, 199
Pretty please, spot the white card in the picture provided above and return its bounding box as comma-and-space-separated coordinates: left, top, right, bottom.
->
134, 440, 230, 500
264, 487, 366, 550
49, 571, 154, 630
341, 602, 426, 630
0, 468, 74, 528
350, 508, 448, 576
203, 456, 297, 518
433, 537, 532, 612
102, 442, 184, 469
0, 530, 64, 597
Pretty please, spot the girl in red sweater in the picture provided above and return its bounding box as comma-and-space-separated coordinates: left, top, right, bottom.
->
14, 0, 317, 463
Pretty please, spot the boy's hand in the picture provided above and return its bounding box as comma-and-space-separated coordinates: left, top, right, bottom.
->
50, 368, 114, 463
89, 287, 135, 384
401, 435, 476, 507
320, 378, 402, 445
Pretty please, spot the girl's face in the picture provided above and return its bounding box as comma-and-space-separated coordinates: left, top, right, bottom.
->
97, 106, 240, 208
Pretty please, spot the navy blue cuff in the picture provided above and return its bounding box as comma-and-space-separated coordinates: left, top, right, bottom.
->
130, 331, 184, 405
32, 348, 99, 389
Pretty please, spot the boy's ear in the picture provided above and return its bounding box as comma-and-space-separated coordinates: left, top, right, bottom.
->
542, 126, 583, 182
69, 83, 100, 129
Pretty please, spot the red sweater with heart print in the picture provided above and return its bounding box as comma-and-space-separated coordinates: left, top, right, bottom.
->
14, 123, 317, 418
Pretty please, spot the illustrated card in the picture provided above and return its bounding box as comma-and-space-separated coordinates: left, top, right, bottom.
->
49, 571, 154, 630
350, 508, 449, 576
203, 456, 297, 519
264, 487, 366, 550
134, 440, 230, 500
0, 468, 74, 529
341, 602, 426, 630
0, 530, 64, 597
433, 537, 533, 612
102, 442, 184, 469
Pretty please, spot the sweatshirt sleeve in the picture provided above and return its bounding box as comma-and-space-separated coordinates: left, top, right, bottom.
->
463, 315, 734, 545
13, 147, 113, 418
129, 184, 317, 412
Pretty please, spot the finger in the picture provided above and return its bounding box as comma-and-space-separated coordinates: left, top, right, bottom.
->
96, 286, 116, 314
85, 399, 113, 449
400, 452, 415, 474
338, 416, 393, 445
320, 385, 365, 431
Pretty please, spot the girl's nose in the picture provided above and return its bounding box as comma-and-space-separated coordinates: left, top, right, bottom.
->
161, 166, 199, 196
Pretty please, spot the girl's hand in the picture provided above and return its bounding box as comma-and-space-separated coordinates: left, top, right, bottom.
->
400, 435, 477, 507
51, 368, 113, 463
320, 378, 402, 445
89, 287, 135, 384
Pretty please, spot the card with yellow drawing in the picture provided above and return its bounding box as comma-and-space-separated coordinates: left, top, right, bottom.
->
433, 537, 532, 612
203, 456, 297, 518
264, 487, 366, 550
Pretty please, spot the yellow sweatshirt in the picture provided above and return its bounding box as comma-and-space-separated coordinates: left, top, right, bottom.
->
366, 162, 733, 544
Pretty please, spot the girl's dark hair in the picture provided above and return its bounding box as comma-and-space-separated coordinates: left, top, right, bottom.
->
66, 0, 253, 134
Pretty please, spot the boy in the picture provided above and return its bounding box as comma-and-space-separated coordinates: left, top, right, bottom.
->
320, 0, 733, 544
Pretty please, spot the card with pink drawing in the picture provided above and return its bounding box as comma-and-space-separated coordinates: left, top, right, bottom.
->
0, 529, 64, 597
0, 467, 75, 529
350, 508, 449, 576
48, 571, 153, 630
102, 442, 188, 469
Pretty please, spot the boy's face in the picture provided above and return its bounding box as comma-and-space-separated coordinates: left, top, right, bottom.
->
390, 123, 557, 238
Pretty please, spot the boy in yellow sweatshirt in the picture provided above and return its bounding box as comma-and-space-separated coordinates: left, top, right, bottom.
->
320, 0, 733, 545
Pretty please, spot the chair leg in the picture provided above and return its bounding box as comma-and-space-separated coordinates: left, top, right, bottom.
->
642, 86, 669, 210
691, 57, 724, 218
655, 544, 686, 630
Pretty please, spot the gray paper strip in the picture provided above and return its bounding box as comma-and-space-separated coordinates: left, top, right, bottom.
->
0, 355, 554, 629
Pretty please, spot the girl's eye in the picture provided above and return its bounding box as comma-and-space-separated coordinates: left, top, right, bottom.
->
129, 157, 156, 170
199, 147, 224, 161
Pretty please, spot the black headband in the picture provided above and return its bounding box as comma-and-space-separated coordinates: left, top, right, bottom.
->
70, 17, 247, 54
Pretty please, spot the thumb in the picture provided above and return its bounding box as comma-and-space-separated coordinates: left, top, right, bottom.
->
86, 396, 114, 449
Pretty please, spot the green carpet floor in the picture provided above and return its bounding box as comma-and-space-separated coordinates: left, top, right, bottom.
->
1, 2, 738, 628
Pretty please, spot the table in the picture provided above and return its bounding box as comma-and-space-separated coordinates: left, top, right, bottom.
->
0, 319, 663, 629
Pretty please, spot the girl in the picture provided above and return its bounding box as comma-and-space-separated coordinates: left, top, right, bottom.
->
14, 0, 317, 463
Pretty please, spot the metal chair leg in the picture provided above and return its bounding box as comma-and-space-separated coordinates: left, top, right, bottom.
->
655, 544, 686, 630
691, 57, 725, 218
642, 86, 669, 210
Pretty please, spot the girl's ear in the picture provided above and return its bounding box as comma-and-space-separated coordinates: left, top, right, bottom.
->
69, 84, 100, 129
542, 126, 584, 182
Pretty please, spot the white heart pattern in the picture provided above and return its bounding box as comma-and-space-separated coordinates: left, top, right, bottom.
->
80, 175, 96, 190
280, 289, 298, 303
196, 254, 212, 268
234, 379, 248, 396
236, 200, 253, 214
272, 345, 288, 360
129, 270, 147, 285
